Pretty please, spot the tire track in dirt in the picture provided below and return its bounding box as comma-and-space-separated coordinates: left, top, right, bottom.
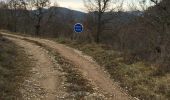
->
4, 34, 109, 100
5, 37, 66, 100
2, 32, 135, 100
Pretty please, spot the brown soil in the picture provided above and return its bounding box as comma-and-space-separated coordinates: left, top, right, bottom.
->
2, 32, 135, 100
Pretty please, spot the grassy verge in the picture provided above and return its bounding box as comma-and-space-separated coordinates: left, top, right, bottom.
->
55, 38, 170, 100
0, 36, 32, 99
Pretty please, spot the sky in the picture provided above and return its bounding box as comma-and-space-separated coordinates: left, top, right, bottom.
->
51, 0, 153, 12
51, 0, 85, 11
0, 0, 153, 12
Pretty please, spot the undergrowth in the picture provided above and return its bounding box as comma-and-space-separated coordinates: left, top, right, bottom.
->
55, 38, 170, 100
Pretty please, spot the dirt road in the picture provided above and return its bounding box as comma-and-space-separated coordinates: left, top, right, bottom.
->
1, 32, 135, 100
5, 37, 66, 100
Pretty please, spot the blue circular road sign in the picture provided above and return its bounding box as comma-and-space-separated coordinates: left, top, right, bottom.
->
74, 23, 83, 33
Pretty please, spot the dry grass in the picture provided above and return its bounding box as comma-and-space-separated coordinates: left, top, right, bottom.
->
54, 54, 95, 99
55, 38, 170, 100
0, 37, 32, 99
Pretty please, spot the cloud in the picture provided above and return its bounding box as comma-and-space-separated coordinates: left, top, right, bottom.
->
51, 0, 85, 12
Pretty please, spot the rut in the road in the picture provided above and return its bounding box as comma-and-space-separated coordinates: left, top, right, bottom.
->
2, 32, 134, 100
5, 37, 66, 100
5, 36, 109, 100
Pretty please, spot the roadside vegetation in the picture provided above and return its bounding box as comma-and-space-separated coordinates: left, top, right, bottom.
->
0, 36, 32, 99
55, 38, 170, 100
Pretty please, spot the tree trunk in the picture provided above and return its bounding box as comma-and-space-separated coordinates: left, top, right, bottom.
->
14, 17, 17, 32
159, 22, 169, 62
14, 5, 17, 32
35, 8, 42, 35
35, 24, 40, 35
96, 13, 102, 43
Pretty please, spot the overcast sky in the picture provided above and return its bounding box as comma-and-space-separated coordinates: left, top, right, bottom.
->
51, 0, 84, 11
51, 0, 153, 12
0, 0, 153, 12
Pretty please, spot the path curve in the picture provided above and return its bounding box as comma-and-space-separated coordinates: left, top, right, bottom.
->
2, 32, 135, 100
5, 36, 65, 100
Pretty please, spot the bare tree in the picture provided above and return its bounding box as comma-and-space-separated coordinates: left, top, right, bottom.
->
28, 0, 50, 35
7, 0, 27, 32
0, 1, 8, 29
84, 0, 123, 43
0, 1, 8, 9
146, 0, 170, 62
8, 0, 20, 32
